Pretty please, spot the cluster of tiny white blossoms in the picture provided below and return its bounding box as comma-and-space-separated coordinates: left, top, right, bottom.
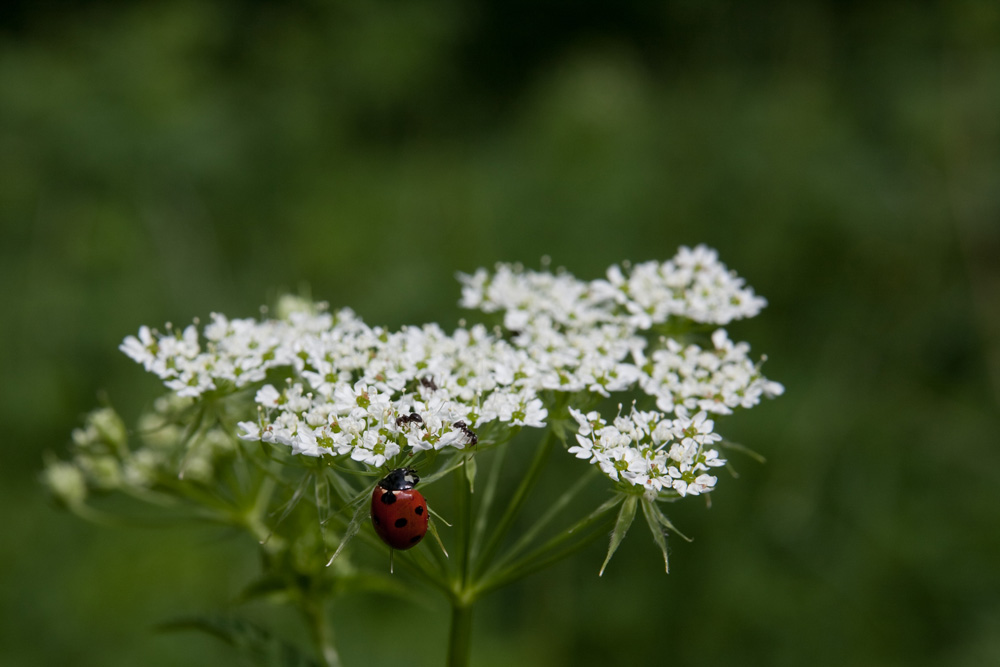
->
567, 406, 726, 497
121, 300, 548, 467
458, 245, 782, 496
119, 307, 338, 398
117, 246, 781, 496
458, 244, 766, 331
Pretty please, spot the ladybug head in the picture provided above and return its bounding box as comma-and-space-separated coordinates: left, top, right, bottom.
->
378, 468, 420, 491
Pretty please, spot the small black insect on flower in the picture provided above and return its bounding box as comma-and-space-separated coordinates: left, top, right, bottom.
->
395, 412, 424, 428
452, 420, 478, 446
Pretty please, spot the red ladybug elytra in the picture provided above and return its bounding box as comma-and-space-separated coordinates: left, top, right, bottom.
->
370, 468, 428, 551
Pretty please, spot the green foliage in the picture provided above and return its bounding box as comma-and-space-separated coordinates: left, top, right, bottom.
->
598, 495, 635, 577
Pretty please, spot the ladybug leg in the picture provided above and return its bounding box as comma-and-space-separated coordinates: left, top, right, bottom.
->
389, 547, 395, 574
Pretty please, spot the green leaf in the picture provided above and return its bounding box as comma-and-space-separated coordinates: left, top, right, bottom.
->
157, 614, 321, 667
427, 503, 452, 527
463, 453, 477, 493
314, 473, 331, 525
426, 517, 450, 558
267, 473, 312, 536
325, 468, 361, 505
325, 498, 369, 567
647, 500, 693, 542
641, 498, 670, 573
468, 442, 507, 567
599, 494, 637, 576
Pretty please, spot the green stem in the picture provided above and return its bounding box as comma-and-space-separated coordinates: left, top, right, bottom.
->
473, 431, 555, 578
303, 599, 341, 667
447, 601, 474, 667
454, 455, 474, 590
477, 497, 619, 595
477, 515, 613, 597
468, 444, 508, 566
491, 467, 598, 571
446, 454, 477, 667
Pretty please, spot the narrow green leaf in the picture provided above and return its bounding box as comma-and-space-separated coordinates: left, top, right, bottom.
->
325, 468, 361, 504
641, 498, 670, 573
599, 495, 637, 576
469, 443, 507, 566
176, 403, 208, 480
463, 454, 477, 494
265, 473, 312, 540
325, 499, 369, 567
427, 517, 450, 558
314, 473, 331, 525
427, 504, 452, 527
648, 500, 693, 542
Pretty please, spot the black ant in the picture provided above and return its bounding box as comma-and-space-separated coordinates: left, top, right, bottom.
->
395, 412, 424, 428
452, 420, 478, 446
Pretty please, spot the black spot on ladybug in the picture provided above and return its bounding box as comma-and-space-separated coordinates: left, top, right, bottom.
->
415, 505, 424, 516
410, 535, 421, 544
394, 518, 408, 528
380, 491, 396, 504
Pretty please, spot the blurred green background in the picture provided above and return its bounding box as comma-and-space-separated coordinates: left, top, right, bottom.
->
2, 0, 999, 665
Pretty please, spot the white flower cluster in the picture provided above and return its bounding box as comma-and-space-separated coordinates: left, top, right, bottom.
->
120, 308, 340, 398
123, 304, 548, 466
567, 407, 726, 497
459, 246, 782, 494
234, 322, 547, 466
118, 247, 781, 493
458, 244, 766, 332
640, 329, 785, 415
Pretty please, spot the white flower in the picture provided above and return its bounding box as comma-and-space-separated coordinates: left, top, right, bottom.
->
568, 433, 596, 460
237, 421, 261, 441
597, 446, 646, 483
119, 325, 159, 372
350, 429, 399, 467
701, 449, 727, 468
255, 385, 282, 408
673, 410, 721, 447
680, 473, 718, 496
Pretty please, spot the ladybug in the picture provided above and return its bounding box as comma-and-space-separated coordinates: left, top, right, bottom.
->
371, 468, 428, 551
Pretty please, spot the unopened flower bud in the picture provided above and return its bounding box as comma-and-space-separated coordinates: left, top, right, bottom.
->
42, 461, 88, 507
